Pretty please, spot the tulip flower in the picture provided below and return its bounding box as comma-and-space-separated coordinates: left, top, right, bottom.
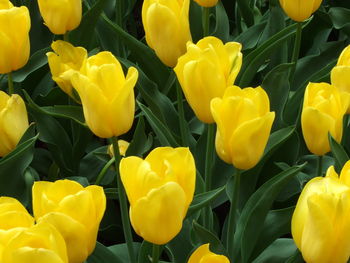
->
47, 40, 87, 98
120, 147, 196, 245
0, 92, 29, 157
37, 0, 82, 35
0, 0, 30, 74
32, 179, 106, 263
279, 0, 322, 22
194, 0, 218, 7
292, 161, 350, 263
301, 82, 349, 156
175, 36, 242, 123
71, 51, 138, 138
108, 139, 129, 158
0, 197, 34, 230
331, 45, 350, 113
1, 222, 68, 263
142, 0, 192, 67
188, 244, 230, 263
210, 86, 275, 170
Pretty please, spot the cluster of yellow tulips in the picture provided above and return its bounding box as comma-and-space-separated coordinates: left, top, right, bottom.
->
2, 0, 350, 262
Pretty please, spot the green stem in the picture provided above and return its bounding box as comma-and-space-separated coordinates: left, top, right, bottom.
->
112, 137, 136, 263
317, 155, 323, 177
289, 22, 302, 83
7, 72, 14, 95
152, 244, 160, 263
203, 123, 216, 229
95, 157, 115, 185
176, 83, 188, 146
202, 7, 210, 37
227, 169, 241, 261
63, 33, 69, 42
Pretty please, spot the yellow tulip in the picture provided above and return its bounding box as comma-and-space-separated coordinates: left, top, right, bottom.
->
210, 86, 275, 170
0, 92, 29, 157
188, 244, 230, 263
331, 45, 350, 113
32, 179, 106, 263
0, 0, 30, 74
174, 36, 242, 123
142, 0, 192, 67
120, 147, 196, 244
47, 40, 87, 98
37, 0, 82, 35
0, 197, 34, 230
71, 51, 138, 138
193, 0, 218, 7
292, 161, 350, 263
301, 82, 349, 156
108, 139, 130, 158
279, 0, 322, 22
1, 222, 68, 263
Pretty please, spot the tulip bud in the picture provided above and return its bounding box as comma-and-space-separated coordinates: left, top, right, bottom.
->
47, 40, 87, 98
120, 147, 196, 244
0, 197, 34, 230
188, 244, 230, 263
193, 0, 218, 8
1, 222, 68, 263
279, 0, 322, 22
0, 0, 30, 74
292, 161, 350, 263
71, 51, 138, 138
32, 179, 106, 263
210, 86, 275, 170
37, 0, 82, 35
142, 0, 192, 67
108, 140, 129, 158
0, 92, 29, 157
301, 82, 349, 156
331, 45, 350, 113
175, 36, 242, 123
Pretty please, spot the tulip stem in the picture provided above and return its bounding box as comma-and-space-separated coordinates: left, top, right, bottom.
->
152, 244, 160, 263
176, 83, 189, 146
95, 157, 115, 185
227, 169, 241, 261
317, 155, 323, 177
63, 33, 69, 42
112, 136, 136, 263
7, 72, 14, 95
289, 22, 303, 83
202, 7, 210, 36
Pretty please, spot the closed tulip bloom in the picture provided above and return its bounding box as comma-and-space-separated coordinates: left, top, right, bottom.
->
47, 40, 87, 98
292, 161, 350, 263
194, 0, 218, 7
1, 222, 68, 263
210, 86, 275, 170
32, 179, 106, 263
142, 0, 191, 67
175, 37, 242, 123
188, 244, 230, 263
37, 0, 82, 35
279, 0, 322, 22
120, 147, 196, 245
0, 92, 29, 157
71, 51, 138, 138
301, 82, 349, 156
0, 197, 34, 230
331, 45, 350, 113
0, 0, 30, 74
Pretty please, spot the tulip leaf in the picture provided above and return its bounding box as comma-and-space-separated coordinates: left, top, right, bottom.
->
12, 47, 50, 83
236, 0, 254, 27
137, 101, 180, 147
212, 2, 230, 42
109, 243, 142, 262
252, 239, 298, 263
187, 186, 225, 217
87, 242, 124, 263
137, 241, 153, 263
126, 116, 153, 157
234, 21, 267, 50
329, 134, 349, 169
233, 163, 307, 263
192, 221, 228, 256
0, 126, 38, 204
104, 188, 118, 200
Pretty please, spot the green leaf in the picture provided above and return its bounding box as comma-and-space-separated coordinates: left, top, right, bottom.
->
236, 0, 254, 27
109, 243, 141, 262
329, 134, 349, 169
137, 241, 153, 263
187, 186, 225, 217
212, 2, 230, 42
252, 239, 298, 263
87, 242, 123, 263
233, 163, 306, 263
